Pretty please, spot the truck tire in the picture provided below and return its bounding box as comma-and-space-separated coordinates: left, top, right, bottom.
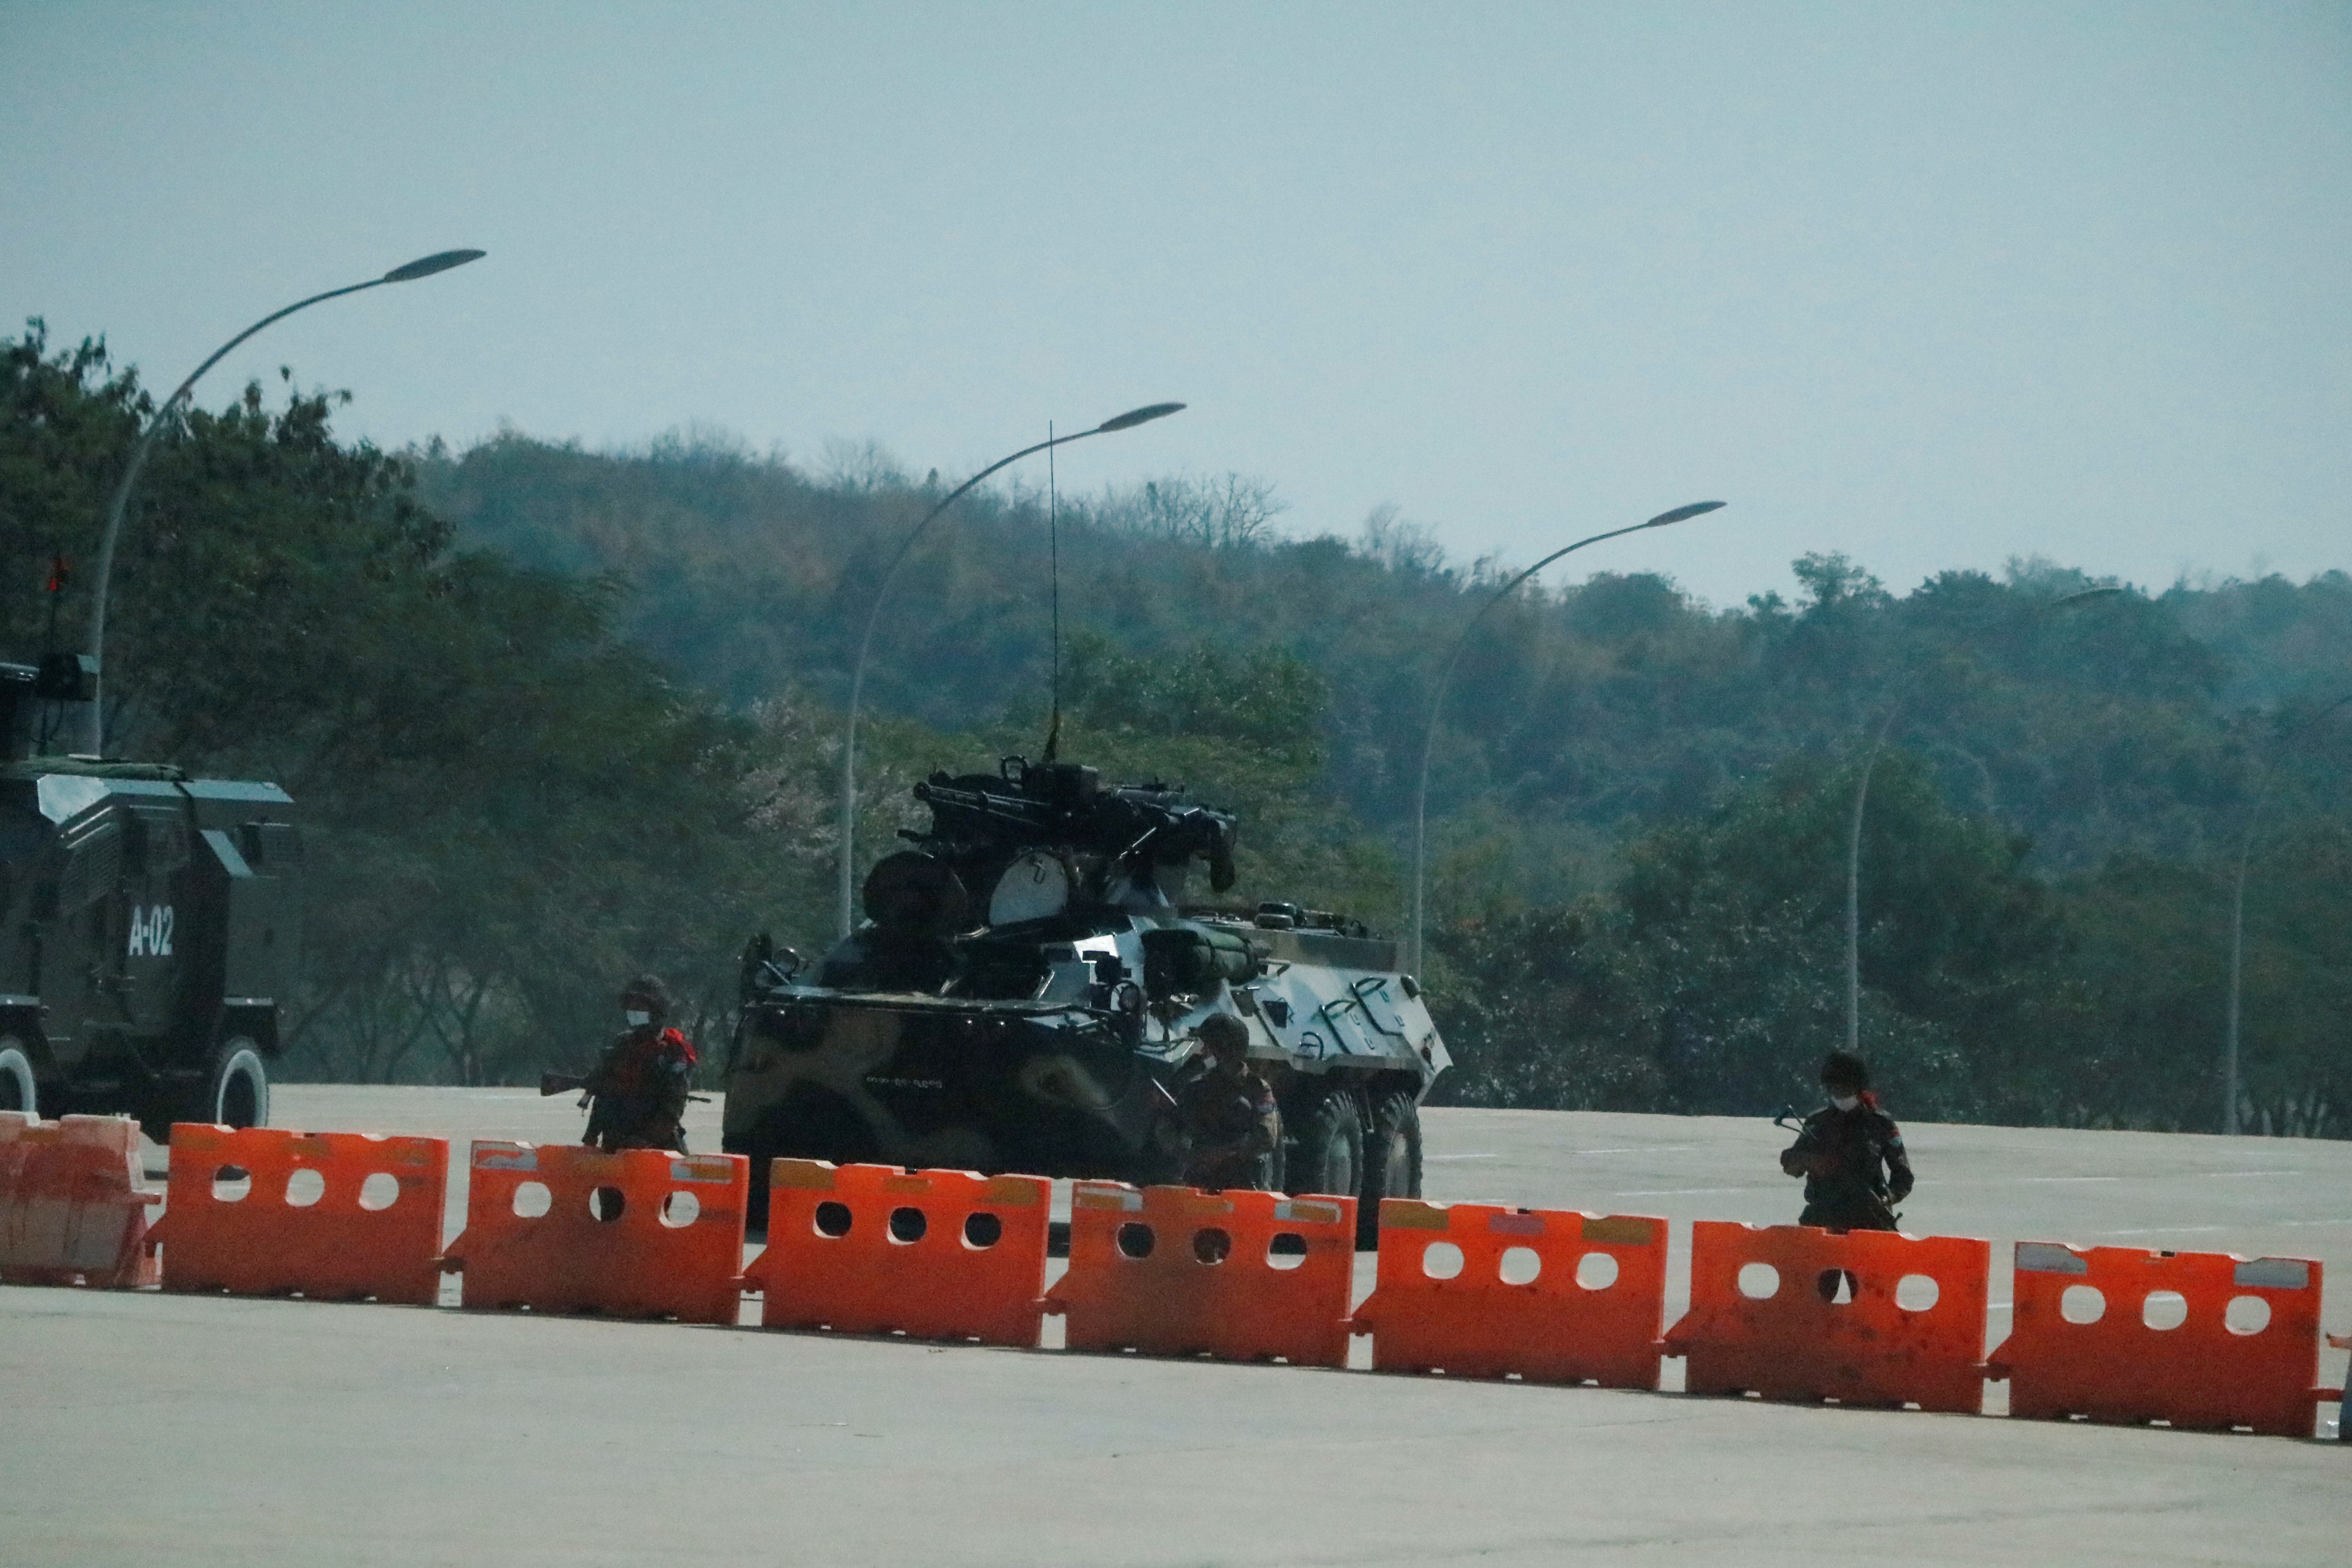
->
148, 1037, 270, 1142
1284, 1085, 1364, 1205
0, 1038, 36, 1119
1358, 1089, 1424, 1249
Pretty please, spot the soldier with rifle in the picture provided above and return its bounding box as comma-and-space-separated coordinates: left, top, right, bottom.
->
543, 974, 698, 1152
1173, 1012, 1281, 1194
1779, 1050, 1913, 1233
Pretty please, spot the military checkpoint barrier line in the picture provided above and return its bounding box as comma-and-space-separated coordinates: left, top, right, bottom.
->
1, 1116, 2345, 1439
0, 1112, 159, 1289
744, 1159, 1051, 1347
148, 1126, 448, 1305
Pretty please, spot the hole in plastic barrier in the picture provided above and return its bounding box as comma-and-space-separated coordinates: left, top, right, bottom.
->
889, 1207, 927, 1243
2224, 1295, 2271, 1336
1894, 1273, 1939, 1312
2060, 1285, 2105, 1324
211, 1166, 250, 1203
659, 1190, 700, 1229
962, 1212, 1002, 1249
1422, 1241, 1464, 1280
1737, 1262, 1779, 1300
358, 1171, 400, 1211
814, 1201, 852, 1237
1193, 1227, 1231, 1265
2142, 1290, 2188, 1331
1498, 1246, 1541, 1285
1815, 1269, 1857, 1305
1266, 1231, 1306, 1269
283, 1168, 325, 1207
589, 1187, 626, 1223
1574, 1252, 1619, 1291
1116, 1222, 1155, 1259
511, 1181, 551, 1219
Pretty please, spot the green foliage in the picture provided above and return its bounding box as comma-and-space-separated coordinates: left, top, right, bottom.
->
1, 324, 824, 1084
1432, 751, 2075, 1121
9, 328, 2348, 1132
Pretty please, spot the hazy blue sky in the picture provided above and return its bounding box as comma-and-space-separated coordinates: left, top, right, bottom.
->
5, 2, 2347, 607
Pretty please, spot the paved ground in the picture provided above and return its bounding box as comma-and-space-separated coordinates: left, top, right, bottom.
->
4, 1088, 2347, 1566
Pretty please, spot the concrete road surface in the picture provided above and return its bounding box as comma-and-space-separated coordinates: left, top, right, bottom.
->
4, 1089, 2346, 1566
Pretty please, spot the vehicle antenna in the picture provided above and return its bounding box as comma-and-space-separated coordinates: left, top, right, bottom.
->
1044, 420, 1062, 761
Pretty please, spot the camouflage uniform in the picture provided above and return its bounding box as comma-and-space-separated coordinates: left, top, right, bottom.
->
1779, 1096, 1913, 1231
583, 977, 697, 1152
1176, 1016, 1281, 1191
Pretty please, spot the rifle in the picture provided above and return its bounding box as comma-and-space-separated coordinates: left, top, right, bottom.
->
538, 1070, 710, 1105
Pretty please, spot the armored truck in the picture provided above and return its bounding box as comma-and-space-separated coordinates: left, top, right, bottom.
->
0, 661, 300, 1136
724, 756, 1448, 1244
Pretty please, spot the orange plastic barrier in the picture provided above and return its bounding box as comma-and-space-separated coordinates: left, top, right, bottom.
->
742, 1160, 1050, 1347
0, 1112, 159, 1289
1989, 1240, 2324, 1436
442, 1140, 747, 1323
1043, 1182, 1355, 1367
1353, 1200, 1668, 1388
149, 1125, 448, 1305
1663, 1221, 1990, 1413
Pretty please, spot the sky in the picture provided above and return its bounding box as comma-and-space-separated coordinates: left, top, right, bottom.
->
4, 2, 2347, 609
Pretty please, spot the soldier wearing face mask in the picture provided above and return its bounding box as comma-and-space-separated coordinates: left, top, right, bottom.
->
1779, 1050, 1912, 1231
581, 974, 698, 1153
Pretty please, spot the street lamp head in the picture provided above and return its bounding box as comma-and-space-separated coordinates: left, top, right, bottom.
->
1095, 401, 1185, 433
1646, 500, 1727, 528
2054, 586, 2126, 609
382, 249, 487, 284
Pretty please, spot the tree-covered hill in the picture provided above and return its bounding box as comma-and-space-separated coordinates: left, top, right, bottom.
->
8, 324, 2347, 1133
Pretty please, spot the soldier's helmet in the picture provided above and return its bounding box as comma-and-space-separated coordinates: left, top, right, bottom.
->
1196, 1012, 1250, 1059
620, 974, 672, 1021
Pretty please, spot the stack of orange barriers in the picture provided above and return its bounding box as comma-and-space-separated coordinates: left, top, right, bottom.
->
0, 1112, 158, 1289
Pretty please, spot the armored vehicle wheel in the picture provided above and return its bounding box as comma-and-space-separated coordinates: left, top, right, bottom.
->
146, 1037, 269, 1141
1285, 1086, 1364, 1207
0, 1038, 36, 1118
1358, 1089, 1423, 1248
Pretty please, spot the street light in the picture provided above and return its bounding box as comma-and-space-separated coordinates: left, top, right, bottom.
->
1408, 499, 1726, 974
81, 248, 487, 753
1840, 584, 2125, 1054
2222, 688, 2352, 1133
834, 402, 1185, 939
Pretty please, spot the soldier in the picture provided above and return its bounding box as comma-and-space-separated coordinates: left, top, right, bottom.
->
582, 974, 698, 1153
1779, 1050, 1913, 1232
1174, 1012, 1281, 1193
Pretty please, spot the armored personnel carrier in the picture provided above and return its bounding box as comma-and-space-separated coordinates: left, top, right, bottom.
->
724, 756, 1447, 1244
0, 660, 301, 1137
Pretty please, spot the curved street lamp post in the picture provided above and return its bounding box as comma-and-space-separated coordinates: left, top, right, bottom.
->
82, 248, 486, 754
2223, 688, 2352, 1134
1841, 584, 2125, 1054
835, 402, 1185, 940
1409, 500, 1727, 975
